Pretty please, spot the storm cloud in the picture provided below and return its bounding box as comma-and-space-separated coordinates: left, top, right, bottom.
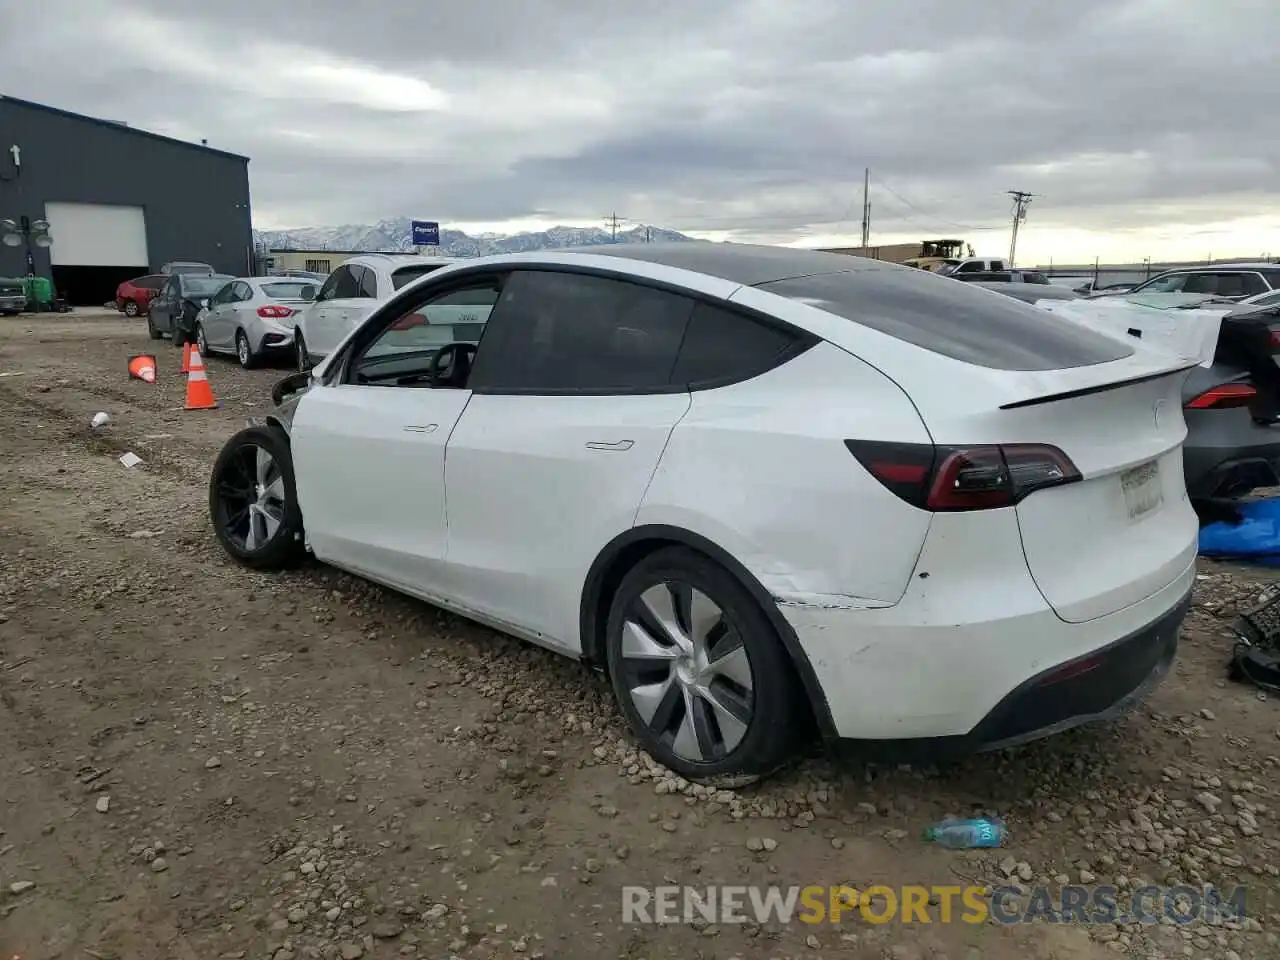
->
3, 0, 1277, 259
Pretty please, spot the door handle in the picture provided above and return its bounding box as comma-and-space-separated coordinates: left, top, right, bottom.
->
403, 424, 439, 434
586, 440, 634, 451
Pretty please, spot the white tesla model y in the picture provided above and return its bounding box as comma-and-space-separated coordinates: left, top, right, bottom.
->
209, 243, 1199, 784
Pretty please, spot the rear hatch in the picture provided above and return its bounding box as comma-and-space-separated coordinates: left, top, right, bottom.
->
999, 366, 1197, 621
902, 355, 1201, 623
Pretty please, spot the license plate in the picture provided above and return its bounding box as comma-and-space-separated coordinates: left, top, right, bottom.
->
1122, 460, 1162, 520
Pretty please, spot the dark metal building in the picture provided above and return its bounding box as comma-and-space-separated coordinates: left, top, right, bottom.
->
0, 95, 253, 305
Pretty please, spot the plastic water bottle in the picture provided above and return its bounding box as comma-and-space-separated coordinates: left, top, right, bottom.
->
922, 817, 1006, 849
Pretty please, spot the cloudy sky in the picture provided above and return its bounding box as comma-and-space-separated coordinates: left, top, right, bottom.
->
5, 0, 1278, 263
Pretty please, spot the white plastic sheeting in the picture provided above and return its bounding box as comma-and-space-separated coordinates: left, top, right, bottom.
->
1033, 297, 1224, 367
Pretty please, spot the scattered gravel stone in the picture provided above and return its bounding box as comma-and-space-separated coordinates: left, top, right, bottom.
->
205, 756, 222, 770
95, 795, 110, 813
8, 881, 35, 895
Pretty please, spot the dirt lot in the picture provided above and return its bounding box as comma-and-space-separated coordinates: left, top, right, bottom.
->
2, 312, 1280, 960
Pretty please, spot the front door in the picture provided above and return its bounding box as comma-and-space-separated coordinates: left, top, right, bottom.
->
442, 269, 695, 650
150, 276, 181, 334
203, 281, 240, 351
290, 274, 504, 597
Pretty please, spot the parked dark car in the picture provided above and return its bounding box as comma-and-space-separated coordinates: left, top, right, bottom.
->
147, 273, 234, 344
1182, 306, 1280, 500
115, 273, 165, 316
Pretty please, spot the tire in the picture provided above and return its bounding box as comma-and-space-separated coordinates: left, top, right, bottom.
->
208, 425, 306, 570
604, 546, 803, 785
196, 322, 210, 359
295, 329, 312, 372
146, 313, 163, 340
236, 329, 258, 369
123, 299, 140, 317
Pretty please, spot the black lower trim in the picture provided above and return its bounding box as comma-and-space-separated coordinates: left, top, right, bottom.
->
579, 524, 839, 740
835, 585, 1192, 763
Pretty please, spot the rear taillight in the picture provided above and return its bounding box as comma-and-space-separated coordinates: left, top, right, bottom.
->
258, 305, 294, 319
845, 440, 1081, 512
1185, 383, 1256, 410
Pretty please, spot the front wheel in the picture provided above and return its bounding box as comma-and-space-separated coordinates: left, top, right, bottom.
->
209, 425, 306, 570
195, 322, 210, 359
146, 313, 163, 340
295, 329, 312, 372
604, 546, 804, 785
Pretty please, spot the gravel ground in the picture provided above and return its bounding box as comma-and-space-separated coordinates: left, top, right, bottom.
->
3, 312, 1280, 960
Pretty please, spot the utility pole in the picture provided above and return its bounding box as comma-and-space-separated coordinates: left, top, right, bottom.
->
605, 212, 621, 241
860, 168, 871, 251
1007, 190, 1034, 267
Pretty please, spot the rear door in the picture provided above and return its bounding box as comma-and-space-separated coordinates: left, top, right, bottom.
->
442, 269, 696, 649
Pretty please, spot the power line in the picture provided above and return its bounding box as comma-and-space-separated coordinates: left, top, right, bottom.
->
1007, 190, 1035, 266
871, 176, 978, 232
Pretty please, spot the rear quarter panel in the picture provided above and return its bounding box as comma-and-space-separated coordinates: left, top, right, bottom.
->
638, 341, 934, 608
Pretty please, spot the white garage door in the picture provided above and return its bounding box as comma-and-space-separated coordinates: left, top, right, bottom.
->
44, 202, 149, 267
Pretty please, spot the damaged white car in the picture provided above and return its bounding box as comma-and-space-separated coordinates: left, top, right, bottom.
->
208, 244, 1199, 783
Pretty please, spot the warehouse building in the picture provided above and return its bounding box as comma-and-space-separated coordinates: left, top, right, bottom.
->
0, 95, 253, 305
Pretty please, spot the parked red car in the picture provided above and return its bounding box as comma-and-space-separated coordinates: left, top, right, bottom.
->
116, 274, 165, 317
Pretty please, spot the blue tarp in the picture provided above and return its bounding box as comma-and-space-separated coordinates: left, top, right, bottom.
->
1199, 499, 1280, 566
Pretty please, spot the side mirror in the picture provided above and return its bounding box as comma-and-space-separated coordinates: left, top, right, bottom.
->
271, 370, 312, 406
300, 284, 317, 301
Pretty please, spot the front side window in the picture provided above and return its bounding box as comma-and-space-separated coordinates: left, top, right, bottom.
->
348, 280, 502, 387
469, 270, 694, 393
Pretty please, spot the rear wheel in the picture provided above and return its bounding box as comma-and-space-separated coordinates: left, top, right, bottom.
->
236, 330, 258, 369
146, 313, 162, 340
209, 425, 305, 570
604, 546, 804, 785
123, 299, 139, 317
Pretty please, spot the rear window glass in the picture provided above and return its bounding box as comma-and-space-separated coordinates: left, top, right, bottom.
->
758, 269, 1134, 371
262, 282, 314, 300
392, 265, 444, 290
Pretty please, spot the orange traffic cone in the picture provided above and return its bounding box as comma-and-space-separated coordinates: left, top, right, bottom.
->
180, 340, 193, 373
184, 347, 218, 410
128, 353, 157, 383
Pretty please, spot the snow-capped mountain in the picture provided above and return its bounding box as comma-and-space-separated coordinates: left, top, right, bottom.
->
253, 219, 695, 257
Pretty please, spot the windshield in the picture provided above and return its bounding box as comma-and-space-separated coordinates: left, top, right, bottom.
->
262, 281, 315, 301
184, 276, 233, 297
391, 264, 445, 290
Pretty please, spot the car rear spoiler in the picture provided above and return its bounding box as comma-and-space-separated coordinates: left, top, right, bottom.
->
999, 359, 1202, 410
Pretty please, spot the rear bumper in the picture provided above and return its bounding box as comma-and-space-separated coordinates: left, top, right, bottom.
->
0, 294, 25, 312
778, 507, 1197, 752
1184, 407, 1280, 498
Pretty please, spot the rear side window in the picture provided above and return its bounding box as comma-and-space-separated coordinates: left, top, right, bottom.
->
671, 303, 803, 386
759, 269, 1134, 371
471, 270, 693, 393
354, 265, 379, 298
262, 281, 313, 300
392, 265, 443, 290
141, 275, 165, 289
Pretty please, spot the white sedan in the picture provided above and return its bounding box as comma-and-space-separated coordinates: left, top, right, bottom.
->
208, 244, 1199, 783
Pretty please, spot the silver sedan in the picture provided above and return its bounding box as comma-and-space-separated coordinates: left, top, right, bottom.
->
195, 277, 318, 369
